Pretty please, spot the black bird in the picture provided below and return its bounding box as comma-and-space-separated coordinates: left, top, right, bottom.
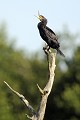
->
37, 14, 65, 57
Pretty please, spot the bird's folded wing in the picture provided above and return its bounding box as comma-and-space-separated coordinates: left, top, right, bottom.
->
46, 26, 56, 35
44, 27, 58, 44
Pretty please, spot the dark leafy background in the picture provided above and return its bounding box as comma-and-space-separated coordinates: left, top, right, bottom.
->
0, 24, 80, 120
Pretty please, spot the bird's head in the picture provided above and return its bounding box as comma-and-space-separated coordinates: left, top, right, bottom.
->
37, 15, 45, 21
35, 11, 47, 22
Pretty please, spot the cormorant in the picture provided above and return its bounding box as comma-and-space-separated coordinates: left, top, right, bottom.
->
37, 14, 65, 57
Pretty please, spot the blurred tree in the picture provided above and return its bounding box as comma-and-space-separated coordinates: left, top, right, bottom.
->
0, 24, 34, 120
0, 23, 80, 120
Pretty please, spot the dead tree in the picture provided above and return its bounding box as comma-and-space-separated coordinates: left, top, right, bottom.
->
4, 46, 56, 120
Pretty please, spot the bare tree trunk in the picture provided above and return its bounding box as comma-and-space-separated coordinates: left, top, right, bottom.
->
4, 47, 56, 120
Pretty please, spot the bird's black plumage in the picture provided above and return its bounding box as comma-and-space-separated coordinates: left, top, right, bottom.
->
37, 15, 65, 57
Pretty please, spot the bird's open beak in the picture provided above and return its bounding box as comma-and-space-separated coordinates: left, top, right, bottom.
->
34, 11, 40, 20
34, 15, 40, 20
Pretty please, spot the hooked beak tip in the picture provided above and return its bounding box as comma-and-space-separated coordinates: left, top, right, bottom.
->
38, 11, 40, 16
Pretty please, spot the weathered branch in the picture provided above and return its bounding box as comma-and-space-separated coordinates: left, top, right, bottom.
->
4, 46, 56, 120
36, 47, 56, 120
4, 81, 35, 116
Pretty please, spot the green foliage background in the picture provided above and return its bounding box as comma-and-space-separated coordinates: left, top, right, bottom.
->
0, 24, 80, 120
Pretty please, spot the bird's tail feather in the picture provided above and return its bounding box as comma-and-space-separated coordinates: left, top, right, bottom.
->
57, 49, 65, 57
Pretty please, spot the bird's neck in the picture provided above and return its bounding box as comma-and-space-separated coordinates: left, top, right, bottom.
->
42, 18, 47, 26
39, 19, 47, 27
